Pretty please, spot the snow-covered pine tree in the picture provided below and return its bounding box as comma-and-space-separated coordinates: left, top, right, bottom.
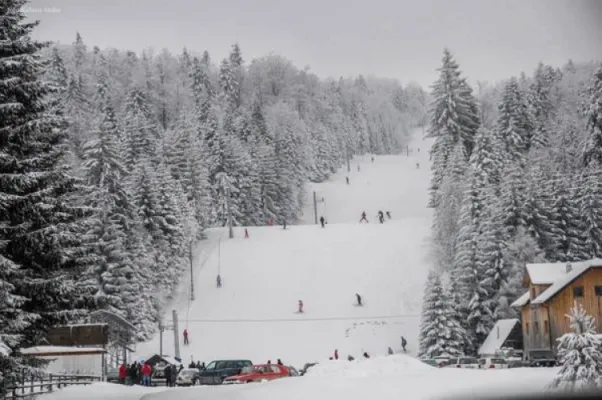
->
576, 166, 602, 259
550, 301, 602, 392
122, 86, 160, 168
0, 0, 94, 353
418, 270, 464, 358
495, 227, 546, 320
496, 77, 535, 162
498, 162, 527, 239
470, 127, 504, 187
229, 43, 244, 109
548, 175, 586, 262
219, 58, 238, 111
429, 134, 455, 208
522, 167, 555, 256
581, 66, 602, 168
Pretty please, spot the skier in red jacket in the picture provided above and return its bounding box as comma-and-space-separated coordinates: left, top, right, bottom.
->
183, 329, 189, 345
334, 349, 339, 360
142, 363, 152, 386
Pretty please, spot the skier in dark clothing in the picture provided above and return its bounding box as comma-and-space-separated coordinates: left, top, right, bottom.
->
359, 212, 368, 223
378, 211, 384, 224
189, 361, 196, 369
401, 336, 407, 352
165, 365, 172, 387
298, 300, 304, 313
346, 176, 349, 185
277, 359, 283, 365
416, 162, 420, 169
371, 156, 374, 163
363, 352, 370, 358
356, 293, 362, 306
171, 365, 178, 385
347, 355, 355, 361
283, 220, 287, 230
320, 216, 326, 228
216, 274, 222, 288
386, 211, 391, 219
388, 346, 394, 355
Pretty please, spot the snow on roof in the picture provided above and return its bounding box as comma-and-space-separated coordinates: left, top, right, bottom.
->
510, 291, 530, 308
21, 346, 107, 355
532, 259, 602, 305
525, 262, 574, 285
478, 319, 520, 356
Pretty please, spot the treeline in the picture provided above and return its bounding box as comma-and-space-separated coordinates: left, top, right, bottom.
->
418, 48, 602, 358
0, 0, 426, 389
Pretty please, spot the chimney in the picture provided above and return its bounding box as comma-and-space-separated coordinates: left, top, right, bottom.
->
566, 263, 572, 273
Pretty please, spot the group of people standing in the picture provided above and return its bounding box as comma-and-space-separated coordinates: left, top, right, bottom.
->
329, 337, 407, 362
118, 361, 154, 386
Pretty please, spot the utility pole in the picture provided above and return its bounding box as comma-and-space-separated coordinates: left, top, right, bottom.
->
313, 191, 318, 225
346, 147, 351, 173
226, 186, 234, 239
172, 310, 180, 359
189, 240, 194, 301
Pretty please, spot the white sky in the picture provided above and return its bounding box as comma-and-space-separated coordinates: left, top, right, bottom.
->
25, 0, 602, 88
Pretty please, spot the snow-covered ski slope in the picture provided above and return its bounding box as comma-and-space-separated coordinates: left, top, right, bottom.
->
135, 131, 434, 367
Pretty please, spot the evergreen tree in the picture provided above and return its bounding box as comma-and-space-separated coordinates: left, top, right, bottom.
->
576, 167, 602, 258
582, 67, 602, 168
496, 77, 534, 162
0, 0, 94, 370
550, 301, 602, 392
418, 270, 465, 358
548, 176, 586, 261
122, 87, 159, 168
470, 127, 503, 187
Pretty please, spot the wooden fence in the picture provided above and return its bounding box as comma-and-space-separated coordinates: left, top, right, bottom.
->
2, 373, 102, 399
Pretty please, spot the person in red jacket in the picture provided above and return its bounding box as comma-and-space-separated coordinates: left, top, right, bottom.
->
183, 329, 189, 345
142, 363, 152, 386
334, 349, 339, 360
119, 363, 128, 385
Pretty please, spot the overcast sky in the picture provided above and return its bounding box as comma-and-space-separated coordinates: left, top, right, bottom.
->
26, 0, 602, 88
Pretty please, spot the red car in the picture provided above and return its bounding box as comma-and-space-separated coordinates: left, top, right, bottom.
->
222, 364, 292, 384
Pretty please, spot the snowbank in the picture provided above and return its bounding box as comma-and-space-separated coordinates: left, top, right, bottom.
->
305, 354, 431, 378
43, 382, 164, 400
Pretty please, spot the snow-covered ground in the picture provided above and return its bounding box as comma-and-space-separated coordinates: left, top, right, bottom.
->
46, 354, 557, 400
134, 132, 433, 367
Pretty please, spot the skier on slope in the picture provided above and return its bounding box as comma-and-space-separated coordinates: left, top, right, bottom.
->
346, 176, 350, 185
386, 211, 391, 219
359, 211, 368, 223
216, 274, 222, 288
416, 162, 420, 169
388, 346, 394, 355
334, 349, 339, 360
298, 300, 304, 313
320, 216, 326, 228
356, 293, 362, 306
378, 211, 384, 224
401, 336, 407, 352
183, 329, 189, 345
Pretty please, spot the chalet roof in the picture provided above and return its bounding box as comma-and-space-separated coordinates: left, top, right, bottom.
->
478, 319, 520, 356
510, 291, 530, 308
532, 259, 602, 305
525, 262, 575, 285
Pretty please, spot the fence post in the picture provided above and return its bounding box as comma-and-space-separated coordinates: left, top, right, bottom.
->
21, 371, 25, 396
30, 375, 34, 394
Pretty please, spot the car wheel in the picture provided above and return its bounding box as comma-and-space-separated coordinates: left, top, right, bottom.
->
247, 380, 253, 384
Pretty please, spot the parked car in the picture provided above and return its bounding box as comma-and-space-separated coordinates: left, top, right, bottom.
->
222, 364, 292, 384
421, 358, 447, 368
478, 357, 508, 369
151, 365, 169, 386
299, 362, 318, 376
444, 357, 480, 369
177, 368, 201, 386
198, 360, 253, 385
106, 367, 120, 383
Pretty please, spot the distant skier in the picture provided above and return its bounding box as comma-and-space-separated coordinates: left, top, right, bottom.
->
401, 336, 407, 352
357, 164, 361, 172
363, 352, 370, 359
320, 216, 326, 228
347, 355, 355, 361
298, 300, 304, 313
378, 211, 384, 224
416, 162, 420, 169
371, 156, 374, 163
417, 148, 420, 152
334, 349, 339, 360
283, 220, 287, 230
244, 228, 249, 238
387, 346, 394, 355
386, 211, 391, 219
183, 329, 189, 345
359, 211, 368, 223
346, 176, 349, 185
356, 293, 362, 306
216, 274, 222, 288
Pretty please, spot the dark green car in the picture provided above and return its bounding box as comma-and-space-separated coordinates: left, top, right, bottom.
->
198, 359, 253, 385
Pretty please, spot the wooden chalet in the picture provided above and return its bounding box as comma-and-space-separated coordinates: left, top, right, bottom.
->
511, 258, 602, 360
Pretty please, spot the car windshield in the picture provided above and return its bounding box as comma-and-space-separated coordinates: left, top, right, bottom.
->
240, 366, 254, 374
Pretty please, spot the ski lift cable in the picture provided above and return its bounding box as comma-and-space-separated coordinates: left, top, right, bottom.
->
180, 314, 421, 323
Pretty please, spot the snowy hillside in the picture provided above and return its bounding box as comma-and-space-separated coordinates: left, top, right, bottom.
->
135, 132, 434, 367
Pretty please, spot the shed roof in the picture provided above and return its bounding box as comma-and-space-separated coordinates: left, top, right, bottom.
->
21, 346, 107, 356
510, 291, 530, 308
532, 259, 602, 305
478, 319, 520, 356
525, 262, 574, 285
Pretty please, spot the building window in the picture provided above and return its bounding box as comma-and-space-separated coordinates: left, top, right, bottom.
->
544, 320, 549, 335
573, 286, 584, 297
595, 286, 602, 296
525, 322, 529, 335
